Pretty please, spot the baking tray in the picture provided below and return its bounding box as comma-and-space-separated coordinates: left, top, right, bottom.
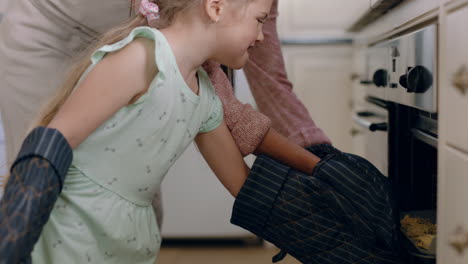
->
399, 210, 436, 258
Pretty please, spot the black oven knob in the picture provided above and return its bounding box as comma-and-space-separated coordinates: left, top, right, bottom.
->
369, 122, 388, 132
373, 69, 388, 87
399, 66, 433, 93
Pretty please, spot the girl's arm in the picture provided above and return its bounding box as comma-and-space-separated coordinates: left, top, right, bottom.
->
49, 38, 157, 147
195, 121, 250, 198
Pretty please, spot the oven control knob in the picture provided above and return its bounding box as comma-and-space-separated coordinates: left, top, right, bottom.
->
373, 69, 388, 87
399, 66, 433, 93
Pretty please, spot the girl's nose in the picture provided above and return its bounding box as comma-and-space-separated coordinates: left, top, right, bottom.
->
257, 30, 265, 42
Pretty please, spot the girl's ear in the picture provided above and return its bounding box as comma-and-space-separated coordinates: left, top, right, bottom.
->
203, 0, 226, 23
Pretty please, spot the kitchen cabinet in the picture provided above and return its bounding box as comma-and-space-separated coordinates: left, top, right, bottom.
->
442, 4, 468, 154
438, 145, 468, 263
438, 1, 468, 262
282, 45, 353, 152
277, 0, 370, 39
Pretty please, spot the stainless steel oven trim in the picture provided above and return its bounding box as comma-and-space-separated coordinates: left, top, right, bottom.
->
411, 128, 437, 148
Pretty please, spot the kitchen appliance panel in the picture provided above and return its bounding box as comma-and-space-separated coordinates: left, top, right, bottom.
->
386, 25, 437, 113
365, 24, 437, 113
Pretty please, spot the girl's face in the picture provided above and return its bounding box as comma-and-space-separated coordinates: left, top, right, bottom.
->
214, 0, 273, 69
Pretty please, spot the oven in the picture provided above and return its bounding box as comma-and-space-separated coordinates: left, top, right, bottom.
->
356, 24, 438, 264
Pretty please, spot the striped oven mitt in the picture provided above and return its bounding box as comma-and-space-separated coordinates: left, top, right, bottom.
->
0, 127, 72, 264
231, 144, 402, 264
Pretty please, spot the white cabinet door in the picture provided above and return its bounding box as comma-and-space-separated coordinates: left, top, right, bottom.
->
277, 0, 370, 39
438, 145, 468, 263
282, 45, 353, 152
161, 144, 255, 238
443, 6, 468, 153
438, 5, 468, 262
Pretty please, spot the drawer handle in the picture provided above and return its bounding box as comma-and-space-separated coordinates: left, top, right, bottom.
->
449, 226, 468, 255
453, 65, 468, 95
350, 128, 361, 136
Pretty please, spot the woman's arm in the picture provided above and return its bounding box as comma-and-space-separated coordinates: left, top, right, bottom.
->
243, 0, 331, 147
256, 128, 321, 174
195, 121, 250, 198
203, 61, 272, 157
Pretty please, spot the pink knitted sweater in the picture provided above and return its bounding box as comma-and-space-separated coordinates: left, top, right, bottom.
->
203, 0, 331, 156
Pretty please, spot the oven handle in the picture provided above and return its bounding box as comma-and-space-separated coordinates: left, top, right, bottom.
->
353, 115, 388, 132
411, 129, 438, 148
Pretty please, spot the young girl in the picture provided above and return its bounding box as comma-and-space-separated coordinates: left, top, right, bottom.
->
12, 0, 285, 262
0, 1, 401, 263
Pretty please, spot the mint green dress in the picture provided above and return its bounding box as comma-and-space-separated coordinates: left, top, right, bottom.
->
31, 26, 223, 263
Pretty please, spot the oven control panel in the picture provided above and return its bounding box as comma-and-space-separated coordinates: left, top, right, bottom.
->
363, 24, 437, 113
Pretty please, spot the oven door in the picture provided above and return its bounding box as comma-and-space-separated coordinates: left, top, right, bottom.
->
352, 98, 389, 176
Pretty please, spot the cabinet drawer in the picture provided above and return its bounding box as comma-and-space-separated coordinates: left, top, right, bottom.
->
443, 6, 468, 153
438, 145, 468, 263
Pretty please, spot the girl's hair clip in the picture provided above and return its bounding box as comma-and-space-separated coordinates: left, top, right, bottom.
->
139, 0, 160, 23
